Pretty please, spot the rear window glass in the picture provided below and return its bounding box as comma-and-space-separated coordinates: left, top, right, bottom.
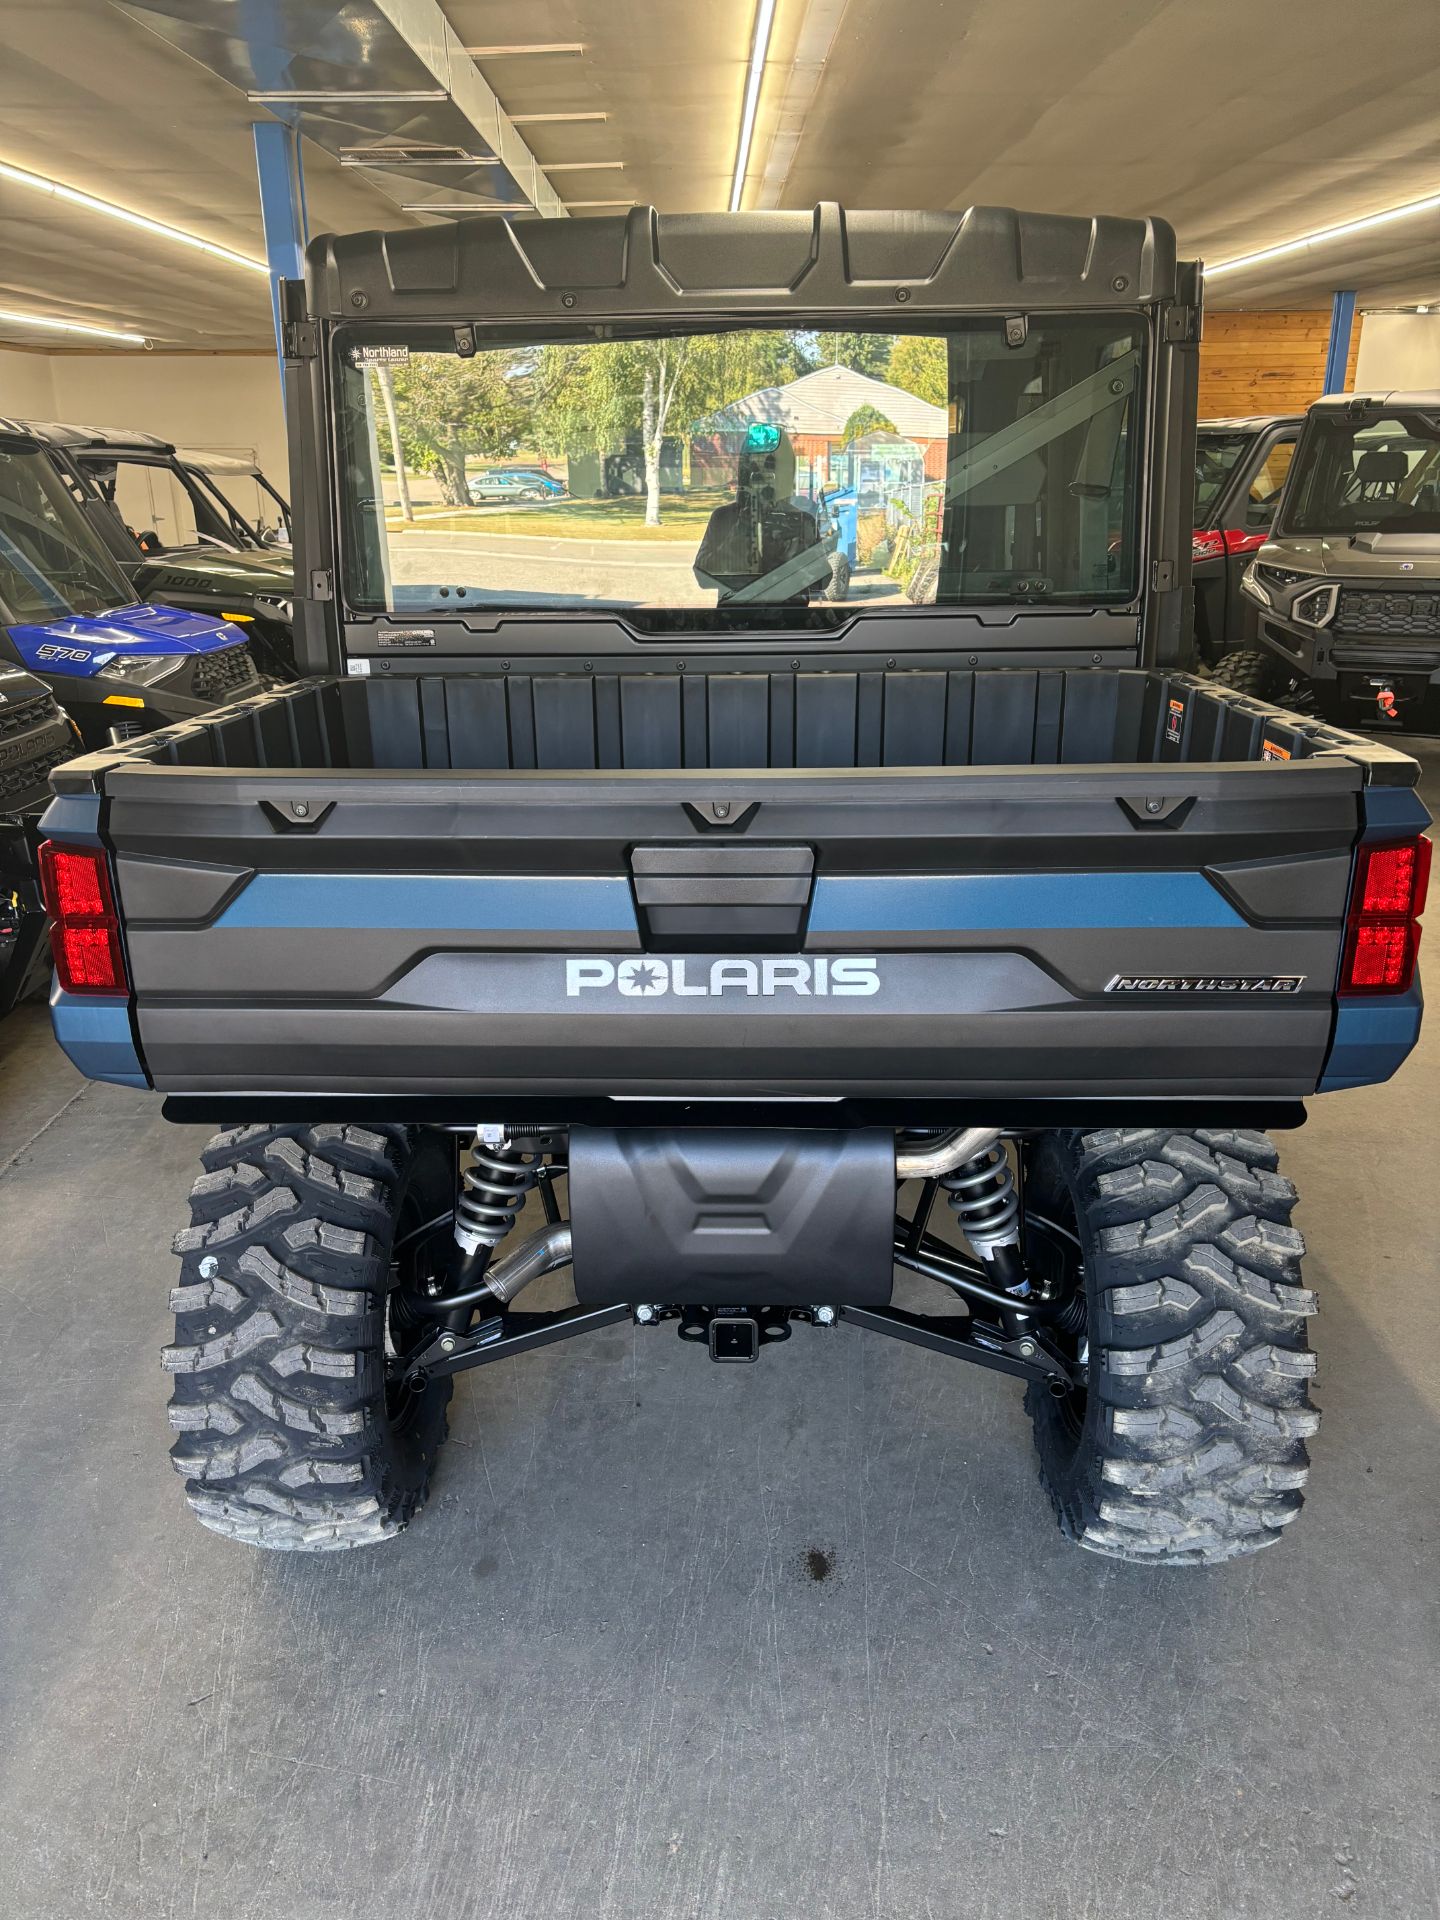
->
334, 315, 1146, 629
1193, 433, 1252, 527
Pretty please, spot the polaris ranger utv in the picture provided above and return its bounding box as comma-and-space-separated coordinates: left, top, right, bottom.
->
40, 205, 1430, 1564
1212, 391, 1440, 725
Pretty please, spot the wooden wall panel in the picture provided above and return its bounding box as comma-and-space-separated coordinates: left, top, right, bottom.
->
1198, 311, 1363, 419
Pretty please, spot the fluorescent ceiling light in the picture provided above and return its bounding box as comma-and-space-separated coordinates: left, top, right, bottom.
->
730, 0, 779, 213
564, 201, 633, 210
400, 203, 509, 213
543, 162, 625, 173
510, 112, 608, 124
341, 152, 501, 167
0, 158, 266, 275
249, 90, 448, 103
464, 44, 584, 56
1208, 192, 1440, 278
0, 307, 146, 345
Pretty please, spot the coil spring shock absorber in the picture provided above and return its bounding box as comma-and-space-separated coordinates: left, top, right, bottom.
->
445, 1129, 541, 1305
941, 1141, 1029, 1296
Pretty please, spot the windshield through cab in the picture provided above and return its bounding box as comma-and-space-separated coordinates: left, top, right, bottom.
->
334, 316, 1146, 628
1281, 410, 1440, 536
0, 444, 132, 622
1192, 433, 1251, 527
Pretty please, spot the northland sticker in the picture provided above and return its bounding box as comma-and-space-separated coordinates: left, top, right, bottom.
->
566, 956, 880, 998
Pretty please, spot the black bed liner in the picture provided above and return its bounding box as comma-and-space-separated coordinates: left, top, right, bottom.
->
51, 666, 1415, 787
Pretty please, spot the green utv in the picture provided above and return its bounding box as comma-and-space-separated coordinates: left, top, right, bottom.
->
40, 205, 1430, 1563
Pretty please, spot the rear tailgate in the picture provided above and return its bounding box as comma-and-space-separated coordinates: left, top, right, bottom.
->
94, 753, 1370, 1105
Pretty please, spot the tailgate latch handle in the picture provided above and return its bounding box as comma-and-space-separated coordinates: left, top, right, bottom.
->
683, 799, 759, 832
1117, 794, 1196, 830
260, 798, 336, 834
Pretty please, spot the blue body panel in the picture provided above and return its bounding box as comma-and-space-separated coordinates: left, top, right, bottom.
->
212, 870, 1248, 936
808, 870, 1247, 932
8, 602, 243, 677
213, 872, 640, 933
49, 985, 148, 1088
1320, 986, 1424, 1092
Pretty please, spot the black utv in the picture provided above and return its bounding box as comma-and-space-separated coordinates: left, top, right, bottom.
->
22, 422, 297, 682
1211, 391, 1440, 725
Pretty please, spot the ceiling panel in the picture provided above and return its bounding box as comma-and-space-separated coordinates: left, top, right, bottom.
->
775, 0, 1440, 308
0, 0, 1434, 355
0, 0, 410, 348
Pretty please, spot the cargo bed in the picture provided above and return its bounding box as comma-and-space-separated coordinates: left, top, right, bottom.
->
47, 666, 1424, 1117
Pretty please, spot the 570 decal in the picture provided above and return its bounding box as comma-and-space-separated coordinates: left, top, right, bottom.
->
566, 957, 880, 998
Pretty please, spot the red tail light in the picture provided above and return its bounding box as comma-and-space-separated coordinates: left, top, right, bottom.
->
1340, 836, 1431, 996
37, 841, 129, 996
1192, 529, 1225, 561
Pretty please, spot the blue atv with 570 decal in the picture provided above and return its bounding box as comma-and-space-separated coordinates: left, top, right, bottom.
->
0, 422, 264, 749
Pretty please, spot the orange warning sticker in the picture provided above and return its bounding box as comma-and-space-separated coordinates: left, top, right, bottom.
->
1262, 739, 1292, 761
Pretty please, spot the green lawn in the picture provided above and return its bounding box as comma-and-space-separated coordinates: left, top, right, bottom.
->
387, 489, 729, 542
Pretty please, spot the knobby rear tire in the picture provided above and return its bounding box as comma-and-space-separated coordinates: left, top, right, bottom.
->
164, 1123, 454, 1551
1024, 1127, 1317, 1566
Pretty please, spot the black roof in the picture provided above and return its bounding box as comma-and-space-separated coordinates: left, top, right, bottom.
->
304, 203, 1183, 324
0, 418, 176, 456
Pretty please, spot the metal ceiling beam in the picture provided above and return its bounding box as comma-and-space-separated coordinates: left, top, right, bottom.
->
112, 0, 565, 221
366, 0, 564, 218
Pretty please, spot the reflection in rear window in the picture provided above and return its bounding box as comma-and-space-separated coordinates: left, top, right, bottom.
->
335, 317, 1146, 628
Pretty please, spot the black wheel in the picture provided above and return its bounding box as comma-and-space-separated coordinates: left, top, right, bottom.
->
825, 550, 851, 600
1208, 648, 1287, 699
1021, 1128, 1317, 1565
164, 1124, 455, 1550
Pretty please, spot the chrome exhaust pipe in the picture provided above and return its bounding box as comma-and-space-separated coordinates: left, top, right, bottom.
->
894, 1126, 1002, 1181
482, 1222, 574, 1304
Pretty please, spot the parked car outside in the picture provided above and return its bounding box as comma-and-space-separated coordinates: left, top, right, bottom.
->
468, 468, 566, 503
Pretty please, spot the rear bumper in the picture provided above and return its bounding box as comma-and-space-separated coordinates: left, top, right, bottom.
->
135, 939, 1340, 1102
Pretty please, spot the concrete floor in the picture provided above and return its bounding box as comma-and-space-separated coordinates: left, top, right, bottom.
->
2, 745, 1438, 1920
